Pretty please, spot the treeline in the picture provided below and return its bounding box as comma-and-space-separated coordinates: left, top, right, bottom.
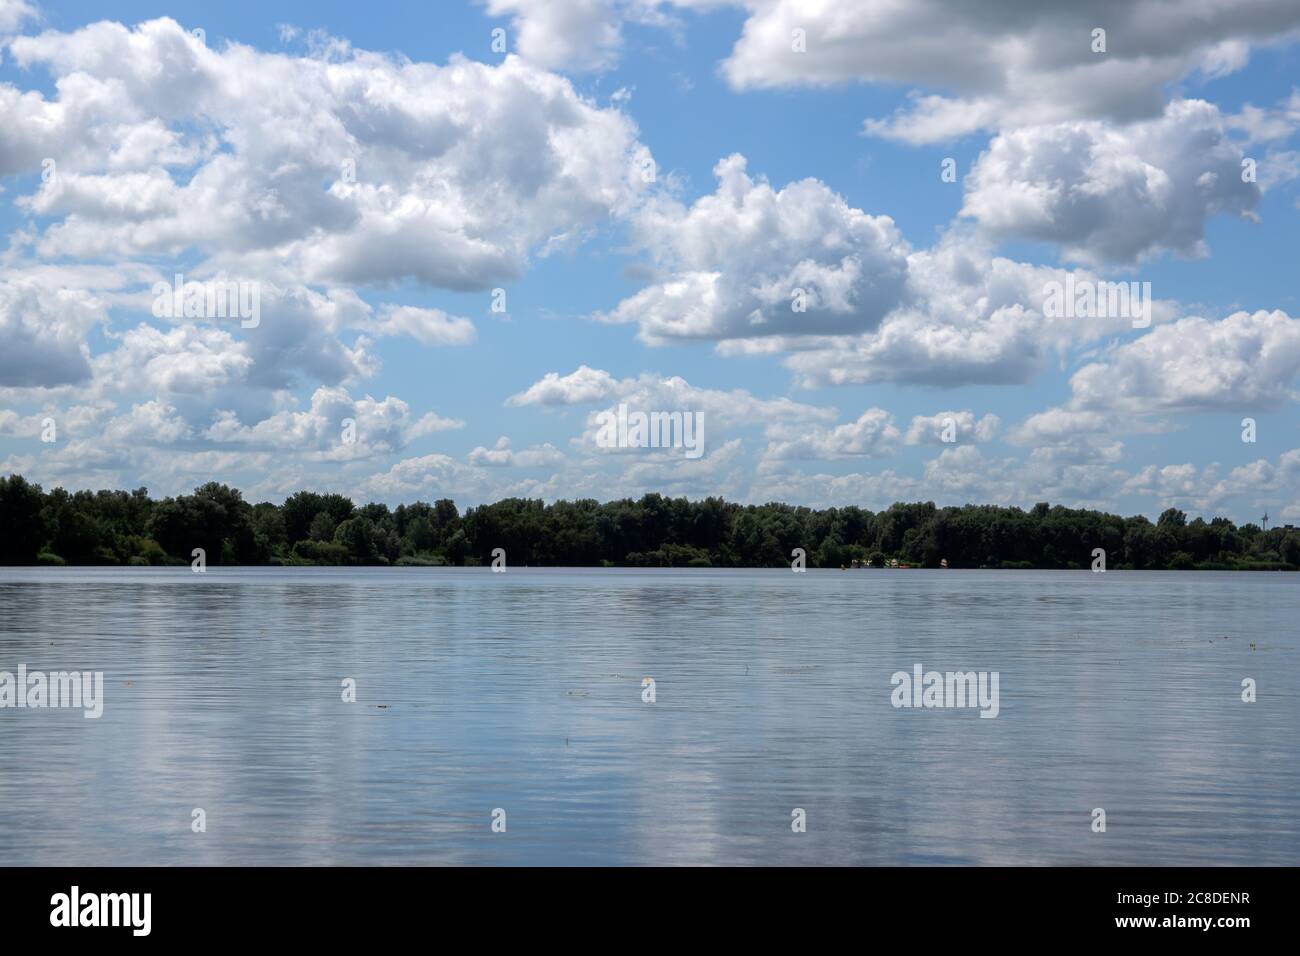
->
1, 474, 1297, 570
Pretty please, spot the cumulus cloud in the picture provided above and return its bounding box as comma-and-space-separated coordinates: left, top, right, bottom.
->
481, 0, 624, 72
5, 280, 391, 430
1008, 408, 1127, 468
100, 399, 194, 446
704, 0, 1300, 142
1123, 462, 1213, 507
987, 309, 1300, 477
506, 364, 619, 406
762, 408, 901, 461
358, 453, 486, 500
508, 366, 846, 469
3, 18, 651, 289
466, 0, 1300, 149
781, 233, 1169, 389
479, 0, 688, 73
511, 366, 836, 430
533, 367, 833, 427
1, 403, 99, 439
595, 154, 910, 343
0, 16, 664, 502
203, 386, 462, 461
1203, 448, 1300, 510
366, 306, 476, 346
750, 466, 922, 511
5, 380, 461, 498
234, 286, 377, 390
1009, 408, 1113, 446
1068, 310, 1300, 413
751, 442, 1263, 517
468, 436, 565, 467
0, 274, 106, 387
91, 323, 255, 397
1226, 89, 1300, 143
961, 100, 1260, 266
754, 444, 1044, 509
0, 0, 36, 33
904, 410, 1001, 446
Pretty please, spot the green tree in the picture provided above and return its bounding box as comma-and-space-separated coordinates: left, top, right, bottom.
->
309, 511, 338, 542
0, 472, 1294, 571
334, 516, 380, 563
0, 475, 47, 563
148, 494, 226, 563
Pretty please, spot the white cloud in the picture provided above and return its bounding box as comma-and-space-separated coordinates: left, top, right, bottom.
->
781, 234, 1167, 389
204, 386, 462, 461
596, 154, 910, 343
1203, 448, 1300, 509
509, 367, 840, 467
1123, 462, 1218, 510
0, 0, 36, 33
368, 306, 477, 346
705, 0, 1300, 143
762, 408, 900, 461
100, 399, 193, 446
1226, 89, 1300, 143
514, 366, 837, 436
1069, 310, 1300, 413
468, 436, 565, 467
1257, 149, 1300, 190
1010, 407, 1127, 467
904, 410, 1001, 446
0, 273, 106, 387
0, 402, 116, 446
1000, 311, 1300, 467
961, 100, 1259, 266
481, 0, 624, 72
359, 453, 485, 500
478, 1, 686, 73
1009, 408, 1113, 446
91, 323, 254, 397
524, 367, 834, 427
566, 437, 749, 501
506, 365, 620, 406
3, 18, 651, 290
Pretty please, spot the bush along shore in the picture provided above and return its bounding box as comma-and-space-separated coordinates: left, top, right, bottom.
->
1, 474, 1297, 570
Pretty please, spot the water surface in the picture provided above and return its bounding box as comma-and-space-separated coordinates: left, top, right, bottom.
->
0, 567, 1295, 865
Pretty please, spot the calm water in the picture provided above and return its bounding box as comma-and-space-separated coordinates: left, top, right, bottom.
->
0, 567, 1295, 866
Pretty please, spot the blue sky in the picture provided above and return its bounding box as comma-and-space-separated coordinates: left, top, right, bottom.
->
2, 0, 1300, 521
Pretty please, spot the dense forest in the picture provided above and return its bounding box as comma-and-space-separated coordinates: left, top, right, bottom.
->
1, 473, 1297, 570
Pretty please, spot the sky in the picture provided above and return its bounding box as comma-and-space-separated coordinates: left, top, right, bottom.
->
2, 0, 1299, 522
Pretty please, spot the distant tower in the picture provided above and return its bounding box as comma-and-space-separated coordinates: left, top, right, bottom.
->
1262, 511, 1269, 531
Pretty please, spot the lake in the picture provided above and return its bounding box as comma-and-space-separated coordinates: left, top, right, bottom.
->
0, 567, 1295, 865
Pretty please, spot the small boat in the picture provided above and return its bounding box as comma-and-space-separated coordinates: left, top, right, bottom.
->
940, 559, 949, 569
